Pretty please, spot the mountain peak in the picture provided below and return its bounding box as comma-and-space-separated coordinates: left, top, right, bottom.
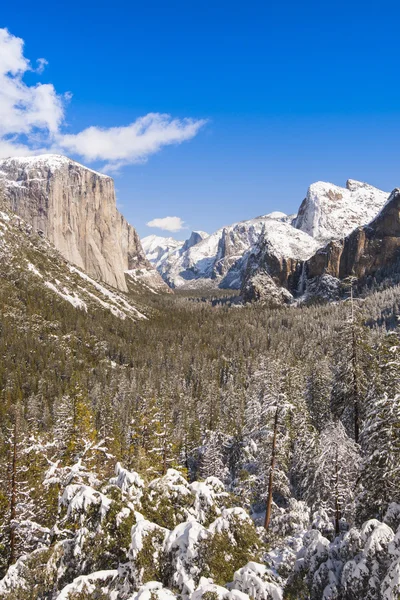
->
294, 179, 388, 242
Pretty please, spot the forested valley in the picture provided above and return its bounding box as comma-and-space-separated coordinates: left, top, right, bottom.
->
1, 260, 400, 599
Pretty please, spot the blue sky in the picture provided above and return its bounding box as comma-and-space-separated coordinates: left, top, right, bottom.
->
1, 0, 400, 239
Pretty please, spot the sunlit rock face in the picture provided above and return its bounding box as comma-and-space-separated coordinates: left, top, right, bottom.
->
0, 154, 165, 292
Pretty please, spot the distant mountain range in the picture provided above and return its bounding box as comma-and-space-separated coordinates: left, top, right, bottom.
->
142, 179, 391, 302
1, 153, 398, 307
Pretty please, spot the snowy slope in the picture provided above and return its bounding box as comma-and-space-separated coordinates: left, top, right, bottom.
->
294, 179, 388, 242
156, 181, 389, 291
0, 209, 147, 320
159, 212, 318, 289
142, 231, 209, 272
141, 235, 184, 267
0, 153, 108, 178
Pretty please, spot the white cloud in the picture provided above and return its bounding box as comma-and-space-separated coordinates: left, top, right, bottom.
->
58, 113, 207, 171
0, 29, 65, 139
146, 216, 185, 232
0, 28, 207, 170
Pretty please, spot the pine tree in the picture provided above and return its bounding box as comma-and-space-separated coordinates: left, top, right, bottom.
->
330, 282, 371, 442
254, 361, 293, 530
305, 358, 332, 432
0, 409, 42, 570
356, 392, 400, 522
307, 421, 360, 534
200, 429, 229, 483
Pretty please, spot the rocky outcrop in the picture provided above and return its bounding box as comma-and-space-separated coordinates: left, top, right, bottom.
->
305, 189, 400, 285
155, 213, 309, 290
242, 181, 392, 304
145, 179, 388, 297
181, 230, 208, 253
0, 155, 165, 292
244, 188, 400, 304
242, 271, 294, 307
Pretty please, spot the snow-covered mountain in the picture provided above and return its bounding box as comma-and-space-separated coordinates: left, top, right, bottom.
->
142, 231, 209, 271
153, 213, 298, 289
147, 180, 389, 292
294, 179, 388, 242
141, 235, 185, 267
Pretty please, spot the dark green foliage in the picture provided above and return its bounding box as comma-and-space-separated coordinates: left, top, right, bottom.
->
197, 515, 260, 586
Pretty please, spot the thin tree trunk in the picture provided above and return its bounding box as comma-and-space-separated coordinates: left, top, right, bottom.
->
334, 447, 340, 535
351, 287, 360, 443
264, 407, 279, 530
8, 421, 17, 567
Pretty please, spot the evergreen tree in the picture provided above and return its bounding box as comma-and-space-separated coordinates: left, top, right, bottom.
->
200, 429, 229, 483
305, 358, 332, 432
307, 421, 360, 534
357, 392, 400, 522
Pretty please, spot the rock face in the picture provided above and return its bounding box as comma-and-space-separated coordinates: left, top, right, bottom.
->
242, 180, 390, 303
144, 179, 388, 297
154, 213, 305, 290
304, 189, 400, 288
0, 155, 164, 292
294, 180, 388, 243
241, 220, 320, 303
244, 188, 400, 303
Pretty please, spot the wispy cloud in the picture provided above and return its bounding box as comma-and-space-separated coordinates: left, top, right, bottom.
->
146, 216, 185, 232
58, 114, 207, 172
0, 28, 207, 170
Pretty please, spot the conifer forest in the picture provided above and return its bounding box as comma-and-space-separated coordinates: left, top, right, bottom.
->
1, 229, 400, 598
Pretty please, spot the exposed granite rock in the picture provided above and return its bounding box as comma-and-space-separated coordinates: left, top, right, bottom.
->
304, 189, 400, 284
243, 188, 400, 304
242, 271, 293, 307
294, 180, 388, 243
0, 155, 166, 292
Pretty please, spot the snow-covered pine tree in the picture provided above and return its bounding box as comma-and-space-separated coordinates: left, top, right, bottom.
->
200, 429, 229, 483
252, 360, 294, 530
306, 420, 360, 534
0, 409, 38, 571
375, 331, 400, 398
305, 358, 332, 432
356, 392, 400, 522
330, 282, 371, 443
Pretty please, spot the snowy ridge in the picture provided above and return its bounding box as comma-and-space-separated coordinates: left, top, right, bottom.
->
141, 234, 185, 267
150, 180, 389, 291
0, 154, 109, 178
157, 213, 318, 289
294, 179, 388, 242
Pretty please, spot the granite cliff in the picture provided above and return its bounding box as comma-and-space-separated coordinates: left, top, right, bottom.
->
0, 155, 164, 292
304, 188, 400, 294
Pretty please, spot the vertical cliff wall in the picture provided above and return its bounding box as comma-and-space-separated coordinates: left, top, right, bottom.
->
0, 154, 163, 292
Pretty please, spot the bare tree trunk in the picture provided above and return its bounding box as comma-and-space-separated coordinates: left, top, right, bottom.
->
334, 447, 340, 535
8, 421, 17, 567
350, 286, 360, 443
264, 407, 279, 530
